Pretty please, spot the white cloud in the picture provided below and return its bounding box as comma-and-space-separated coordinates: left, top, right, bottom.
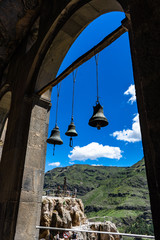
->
68, 142, 122, 161
111, 114, 141, 143
69, 162, 75, 165
91, 164, 103, 166
124, 84, 136, 104
48, 162, 60, 167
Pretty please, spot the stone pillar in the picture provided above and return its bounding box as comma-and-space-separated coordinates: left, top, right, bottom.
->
14, 96, 51, 240
0, 94, 51, 240
128, 1, 160, 238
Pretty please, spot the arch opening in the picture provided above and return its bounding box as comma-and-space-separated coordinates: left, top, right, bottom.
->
41, 11, 153, 238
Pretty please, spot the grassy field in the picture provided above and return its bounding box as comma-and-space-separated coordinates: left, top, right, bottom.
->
44, 158, 154, 236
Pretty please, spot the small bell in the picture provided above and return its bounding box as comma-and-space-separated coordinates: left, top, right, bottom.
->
47, 124, 63, 155
65, 120, 78, 137
65, 119, 78, 147
88, 102, 108, 130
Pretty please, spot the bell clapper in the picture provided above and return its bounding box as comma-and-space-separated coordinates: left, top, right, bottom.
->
69, 137, 73, 148
53, 144, 55, 156
97, 124, 101, 130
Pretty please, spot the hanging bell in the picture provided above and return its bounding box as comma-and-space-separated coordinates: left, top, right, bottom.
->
65, 120, 78, 137
47, 124, 63, 145
65, 120, 78, 147
47, 124, 63, 154
88, 102, 109, 130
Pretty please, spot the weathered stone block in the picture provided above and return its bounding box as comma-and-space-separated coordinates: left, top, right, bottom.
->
25, 146, 43, 169
15, 202, 40, 240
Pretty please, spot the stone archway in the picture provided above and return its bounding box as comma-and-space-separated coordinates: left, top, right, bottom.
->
34, 0, 124, 92
31, 1, 160, 239
0, 1, 127, 239
0, 0, 160, 239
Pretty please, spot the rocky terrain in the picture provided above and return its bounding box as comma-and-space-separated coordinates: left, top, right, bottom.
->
39, 196, 120, 240
44, 159, 153, 235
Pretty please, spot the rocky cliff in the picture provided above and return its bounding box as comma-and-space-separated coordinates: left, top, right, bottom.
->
39, 196, 86, 239
39, 197, 120, 240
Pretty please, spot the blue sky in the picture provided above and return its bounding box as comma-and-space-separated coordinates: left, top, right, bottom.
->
45, 12, 143, 172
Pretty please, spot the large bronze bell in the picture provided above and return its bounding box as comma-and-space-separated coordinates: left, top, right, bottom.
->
89, 102, 109, 130
65, 119, 78, 147
47, 124, 63, 154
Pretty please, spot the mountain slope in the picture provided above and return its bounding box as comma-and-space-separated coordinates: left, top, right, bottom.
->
44, 159, 153, 235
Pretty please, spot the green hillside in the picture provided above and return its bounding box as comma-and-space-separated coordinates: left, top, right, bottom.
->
44, 158, 154, 236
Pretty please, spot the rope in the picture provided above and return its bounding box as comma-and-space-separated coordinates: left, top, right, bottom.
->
71, 69, 78, 121
95, 53, 100, 103
55, 82, 62, 125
